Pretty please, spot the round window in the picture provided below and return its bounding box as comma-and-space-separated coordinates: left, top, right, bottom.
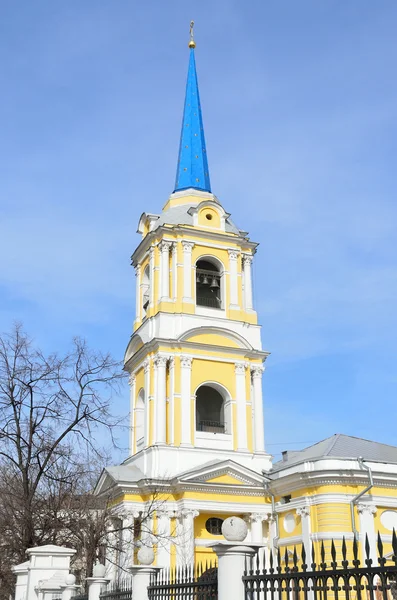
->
205, 517, 224, 535
205, 213, 213, 220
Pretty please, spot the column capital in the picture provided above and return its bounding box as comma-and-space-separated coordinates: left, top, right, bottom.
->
228, 248, 240, 261
182, 241, 195, 252
169, 356, 175, 367
128, 374, 136, 386
181, 509, 199, 519
357, 503, 377, 515
242, 254, 253, 266
297, 506, 310, 518
180, 355, 193, 369
154, 354, 168, 368
143, 359, 150, 373
251, 365, 265, 378
245, 512, 267, 523
234, 362, 246, 375
149, 245, 155, 257
159, 240, 173, 253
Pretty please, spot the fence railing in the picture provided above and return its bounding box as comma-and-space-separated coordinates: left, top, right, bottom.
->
197, 420, 225, 433
148, 563, 218, 599
243, 531, 397, 600
99, 578, 132, 600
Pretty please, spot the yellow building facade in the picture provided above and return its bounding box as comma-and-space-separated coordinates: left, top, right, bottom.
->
95, 32, 397, 575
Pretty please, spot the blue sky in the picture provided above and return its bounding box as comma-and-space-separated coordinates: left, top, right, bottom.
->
1, 1, 396, 461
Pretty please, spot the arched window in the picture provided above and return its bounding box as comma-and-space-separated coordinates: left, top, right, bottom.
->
135, 389, 145, 449
142, 266, 150, 313
196, 385, 225, 433
196, 258, 222, 309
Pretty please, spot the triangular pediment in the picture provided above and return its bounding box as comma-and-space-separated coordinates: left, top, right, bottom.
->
176, 460, 264, 487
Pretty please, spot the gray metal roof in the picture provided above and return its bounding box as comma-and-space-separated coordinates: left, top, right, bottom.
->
271, 434, 397, 471
155, 205, 242, 235
104, 464, 145, 484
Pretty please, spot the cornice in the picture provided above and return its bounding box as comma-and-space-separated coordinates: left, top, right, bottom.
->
124, 336, 268, 373
131, 226, 257, 267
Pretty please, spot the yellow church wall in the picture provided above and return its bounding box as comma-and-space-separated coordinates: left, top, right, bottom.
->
191, 358, 236, 397
206, 474, 245, 485
314, 503, 351, 533
183, 333, 241, 348
278, 511, 302, 538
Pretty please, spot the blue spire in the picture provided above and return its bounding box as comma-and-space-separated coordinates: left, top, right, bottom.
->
174, 48, 211, 193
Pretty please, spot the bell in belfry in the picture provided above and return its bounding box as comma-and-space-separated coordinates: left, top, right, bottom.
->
210, 276, 219, 288
202, 274, 210, 285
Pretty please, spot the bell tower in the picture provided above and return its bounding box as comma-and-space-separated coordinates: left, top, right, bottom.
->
123, 28, 271, 479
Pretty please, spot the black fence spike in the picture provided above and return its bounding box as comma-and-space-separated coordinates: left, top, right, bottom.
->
320, 540, 326, 568
342, 536, 347, 563
277, 546, 281, 572
284, 547, 289, 572
301, 542, 307, 572
256, 551, 260, 573
311, 541, 316, 570
293, 545, 298, 569
393, 528, 397, 565
353, 535, 359, 566
331, 539, 336, 567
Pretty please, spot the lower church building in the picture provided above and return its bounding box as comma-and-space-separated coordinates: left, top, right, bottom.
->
94, 29, 397, 575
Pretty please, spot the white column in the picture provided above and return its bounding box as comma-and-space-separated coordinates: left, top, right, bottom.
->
182, 241, 194, 302
129, 375, 136, 455
105, 518, 120, 582
149, 247, 155, 306
357, 503, 377, 563
134, 265, 141, 324
249, 513, 265, 544
172, 242, 178, 300
181, 510, 199, 566
119, 512, 134, 571
156, 511, 172, 568
144, 359, 150, 447
235, 363, 248, 451
180, 356, 193, 446
251, 365, 265, 453
154, 355, 167, 444
159, 241, 172, 300
243, 254, 253, 311
228, 249, 240, 309
169, 356, 175, 445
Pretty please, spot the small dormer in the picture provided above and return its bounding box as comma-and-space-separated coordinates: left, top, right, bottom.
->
137, 213, 160, 238
188, 201, 230, 232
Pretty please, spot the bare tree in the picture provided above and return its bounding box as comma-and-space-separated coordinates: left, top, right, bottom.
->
0, 323, 126, 598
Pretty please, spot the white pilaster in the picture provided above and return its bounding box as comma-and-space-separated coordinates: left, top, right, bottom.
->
180, 356, 193, 446
156, 511, 172, 568
251, 365, 265, 453
357, 503, 377, 563
159, 241, 172, 300
129, 375, 136, 455
181, 509, 199, 566
172, 243, 178, 300
297, 506, 311, 557
235, 363, 248, 451
228, 249, 240, 309
149, 247, 155, 306
243, 254, 253, 311
182, 242, 194, 302
154, 355, 167, 445
144, 359, 150, 447
134, 265, 141, 324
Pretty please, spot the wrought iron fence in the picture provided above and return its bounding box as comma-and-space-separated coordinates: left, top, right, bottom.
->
243, 531, 397, 600
99, 578, 132, 600
72, 593, 88, 600
148, 563, 218, 599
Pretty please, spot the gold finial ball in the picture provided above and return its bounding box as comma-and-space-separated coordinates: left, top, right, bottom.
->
188, 39, 196, 49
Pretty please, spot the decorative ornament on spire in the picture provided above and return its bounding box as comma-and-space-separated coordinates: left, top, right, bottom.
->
174, 22, 211, 193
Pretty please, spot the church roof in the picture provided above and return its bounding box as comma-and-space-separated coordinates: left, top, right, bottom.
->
174, 46, 211, 193
157, 204, 242, 235
271, 434, 397, 471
